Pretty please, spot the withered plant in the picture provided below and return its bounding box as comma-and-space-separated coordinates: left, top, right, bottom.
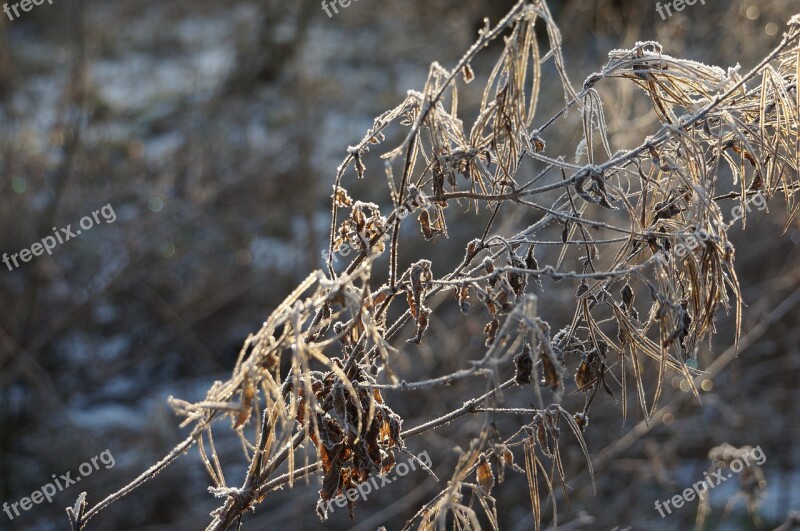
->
67, 1, 800, 529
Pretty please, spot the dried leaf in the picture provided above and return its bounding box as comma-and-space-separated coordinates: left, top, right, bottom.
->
477, 456, 495, 495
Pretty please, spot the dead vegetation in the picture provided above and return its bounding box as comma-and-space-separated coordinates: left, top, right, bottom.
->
67, 1, 800, 529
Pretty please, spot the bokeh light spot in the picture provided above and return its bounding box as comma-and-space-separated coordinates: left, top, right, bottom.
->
12, 177, 27, 194
235, 249, 252, 266
149, 197, 164, 212
159, 242, 175, 258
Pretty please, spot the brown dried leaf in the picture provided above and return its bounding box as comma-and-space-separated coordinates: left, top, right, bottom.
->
477, 456, 495, 495
514, 343, 534, 385
462, 63, 475, 83
235, 376, 256, 428
333, 186, 354, 207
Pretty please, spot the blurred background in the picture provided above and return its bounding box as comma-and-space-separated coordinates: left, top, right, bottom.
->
0, 0, 798, 529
